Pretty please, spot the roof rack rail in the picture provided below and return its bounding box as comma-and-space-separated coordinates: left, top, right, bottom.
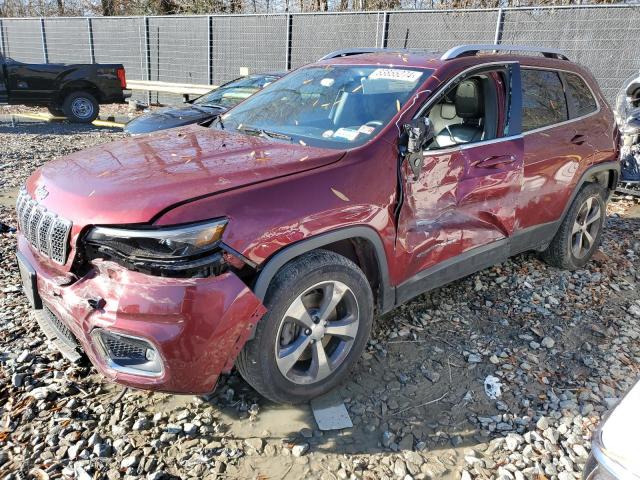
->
441, 44, 569, 61
318, 48, 390, 61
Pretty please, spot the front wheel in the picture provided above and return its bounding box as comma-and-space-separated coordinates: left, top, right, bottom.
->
541, 182, 607, 270
62, 92, 99, 123
236, 250, 374, 404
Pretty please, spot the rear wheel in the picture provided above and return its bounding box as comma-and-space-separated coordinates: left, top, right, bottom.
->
541, 182, 607, 270
62, 91, 99, 123
236, 250, 374, 404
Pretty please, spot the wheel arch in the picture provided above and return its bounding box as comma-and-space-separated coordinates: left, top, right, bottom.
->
57, 81, 102, 104
253, 226, 395, 315
561, 161, 620, 224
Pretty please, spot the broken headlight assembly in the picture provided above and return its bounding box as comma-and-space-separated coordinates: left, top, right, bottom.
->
83, 219, 229, 277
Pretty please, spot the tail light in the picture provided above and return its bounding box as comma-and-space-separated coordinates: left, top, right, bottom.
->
116, 67, 127, 89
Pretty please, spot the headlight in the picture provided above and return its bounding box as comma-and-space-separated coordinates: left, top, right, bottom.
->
85, 219, 227, 261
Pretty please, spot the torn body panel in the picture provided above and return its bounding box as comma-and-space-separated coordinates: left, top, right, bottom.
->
397, 137, 523, 280
19, 234, 266, 394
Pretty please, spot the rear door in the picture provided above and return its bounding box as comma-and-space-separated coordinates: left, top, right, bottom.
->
396, 63, 524, 289
516, 68, 597, 231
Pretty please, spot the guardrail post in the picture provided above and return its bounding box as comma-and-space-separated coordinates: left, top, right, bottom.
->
87, 18, 95, 64
208, 15, 213, 85
40, 18, 48, 63
144, 16, 152, 105
285, 13, 293, 71
493, 8, 505, 45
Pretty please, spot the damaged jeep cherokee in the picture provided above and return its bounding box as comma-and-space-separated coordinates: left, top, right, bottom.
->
16, 45, 619, 403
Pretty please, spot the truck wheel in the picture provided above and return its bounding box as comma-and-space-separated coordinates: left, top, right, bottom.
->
541, 182, 607, 270
63, 92, 99, 123
47, 105, 65, 118
236, 250, 374, 404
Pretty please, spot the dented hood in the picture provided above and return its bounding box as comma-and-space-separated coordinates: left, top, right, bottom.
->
26, 125, 344, 226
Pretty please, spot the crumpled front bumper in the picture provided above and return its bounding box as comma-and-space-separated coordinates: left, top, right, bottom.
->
18, 235, 266, 394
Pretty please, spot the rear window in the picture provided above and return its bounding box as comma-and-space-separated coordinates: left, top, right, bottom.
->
521, 69, 568, 132
564, 72, 598, 117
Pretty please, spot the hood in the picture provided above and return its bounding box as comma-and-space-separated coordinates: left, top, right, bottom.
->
27, 125, 345, 226
124, 105, 225, 135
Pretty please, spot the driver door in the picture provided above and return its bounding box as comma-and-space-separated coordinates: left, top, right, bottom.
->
396, 64, 524, 301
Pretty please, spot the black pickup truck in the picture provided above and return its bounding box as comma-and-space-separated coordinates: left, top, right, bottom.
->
0, 54, 128, 123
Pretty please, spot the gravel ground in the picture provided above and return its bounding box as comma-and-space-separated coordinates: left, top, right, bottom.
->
1, 117, 640, 480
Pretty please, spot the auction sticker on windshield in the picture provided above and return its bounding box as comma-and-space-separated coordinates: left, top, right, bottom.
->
368, 69, 423, 82
333, 128, 359, 141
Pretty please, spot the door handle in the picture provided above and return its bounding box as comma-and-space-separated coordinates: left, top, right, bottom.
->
570, 134, 585, 145
473, 154, 516, 169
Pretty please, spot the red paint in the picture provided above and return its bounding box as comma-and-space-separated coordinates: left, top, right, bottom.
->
17, 52, 618, 394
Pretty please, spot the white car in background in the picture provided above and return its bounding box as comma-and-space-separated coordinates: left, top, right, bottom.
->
583, 379, 640, 479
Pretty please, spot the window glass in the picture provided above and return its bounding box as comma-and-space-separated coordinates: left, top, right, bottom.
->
521, 69, 568, 132
217, 66, 431, 149
564, 73, 597, 117
193, 74, 280, 109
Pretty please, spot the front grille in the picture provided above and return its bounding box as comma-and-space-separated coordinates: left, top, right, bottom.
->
16, 188, 72, 264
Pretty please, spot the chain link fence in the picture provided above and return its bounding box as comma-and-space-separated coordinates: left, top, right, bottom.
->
1, 5, 639, 105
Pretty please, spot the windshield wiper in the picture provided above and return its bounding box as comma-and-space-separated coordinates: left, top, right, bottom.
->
191, 105, 224, 114
237, 125, 292, 142
195, 103, 226, 110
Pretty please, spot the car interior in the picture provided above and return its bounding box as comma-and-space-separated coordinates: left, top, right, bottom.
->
426, 73, 502, 150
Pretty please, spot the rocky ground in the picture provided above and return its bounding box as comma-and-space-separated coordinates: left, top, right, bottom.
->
1, 116, 640, 480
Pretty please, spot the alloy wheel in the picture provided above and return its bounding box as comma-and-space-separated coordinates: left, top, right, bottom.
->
275, 280, 359, 385
570, 195, 602, 259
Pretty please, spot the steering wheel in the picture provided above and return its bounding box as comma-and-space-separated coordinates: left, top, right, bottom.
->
364, 121, 383, 127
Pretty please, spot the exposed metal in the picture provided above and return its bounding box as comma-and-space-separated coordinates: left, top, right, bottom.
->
16, 188, 72, 264
440, 44, 569, 61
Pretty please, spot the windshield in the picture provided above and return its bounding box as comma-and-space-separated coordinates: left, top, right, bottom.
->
194, 74, 280, 108
217, 65, 431, 148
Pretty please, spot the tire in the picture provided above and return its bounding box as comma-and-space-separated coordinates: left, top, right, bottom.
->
236, 250, 374, 404
541, 182, 607, 270
62, 92, 99, 123
47, 105, 65, 117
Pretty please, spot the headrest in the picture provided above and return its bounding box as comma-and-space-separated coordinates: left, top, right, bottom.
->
440, 102, 457, 120
455, 79, 484, 119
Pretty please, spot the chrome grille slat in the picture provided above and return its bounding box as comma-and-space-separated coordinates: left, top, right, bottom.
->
15, 188, 72, 265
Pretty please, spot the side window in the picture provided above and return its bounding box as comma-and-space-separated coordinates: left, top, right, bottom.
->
521, 69, 568, 132
425, 69, 506, 150
564, 72, 598, 117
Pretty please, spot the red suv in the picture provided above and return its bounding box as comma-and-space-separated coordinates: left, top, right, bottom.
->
16, 45, 619, 404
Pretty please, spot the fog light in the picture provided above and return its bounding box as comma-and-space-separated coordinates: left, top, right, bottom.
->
91, 329, 163, 377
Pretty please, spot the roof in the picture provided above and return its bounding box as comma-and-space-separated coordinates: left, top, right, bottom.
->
316, 45, 570, 70
318, 50, 445, 70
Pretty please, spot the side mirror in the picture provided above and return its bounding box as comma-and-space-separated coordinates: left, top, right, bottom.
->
402, 117, 434, 179
403, 117, 435, 154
